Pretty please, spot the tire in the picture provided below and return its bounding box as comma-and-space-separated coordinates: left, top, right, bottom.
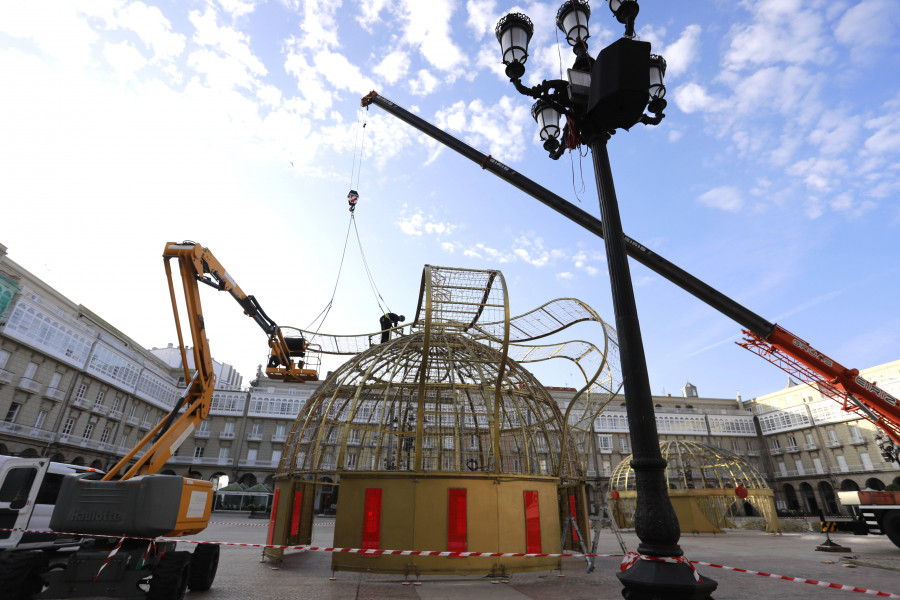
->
0, 551, 49, 600
147, 551, 191, 600
188, 543, 220, 591
883, 510, 900, 550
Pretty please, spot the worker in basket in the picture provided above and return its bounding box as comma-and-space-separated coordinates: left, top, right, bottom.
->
379, 312, 405, 343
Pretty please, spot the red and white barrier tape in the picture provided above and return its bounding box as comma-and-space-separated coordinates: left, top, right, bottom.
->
620, 552, 702, 582
3, 527, 897, 598
92, 536, 125, 582
207, 521, 335, 527
692, 560, 900, 598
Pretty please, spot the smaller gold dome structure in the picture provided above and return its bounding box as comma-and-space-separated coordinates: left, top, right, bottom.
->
610, 441, 779, 534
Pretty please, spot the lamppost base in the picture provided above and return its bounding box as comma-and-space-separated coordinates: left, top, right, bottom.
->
617, 558, 717, 600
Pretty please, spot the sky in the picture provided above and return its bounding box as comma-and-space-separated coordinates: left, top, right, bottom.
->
1, 0, 898, 402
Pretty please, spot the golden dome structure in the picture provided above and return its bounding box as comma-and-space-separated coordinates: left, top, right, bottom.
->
610, 440, 779, 534
265, 265, 622, 576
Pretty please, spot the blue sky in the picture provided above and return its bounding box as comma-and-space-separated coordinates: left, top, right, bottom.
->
1, 0, 898, 401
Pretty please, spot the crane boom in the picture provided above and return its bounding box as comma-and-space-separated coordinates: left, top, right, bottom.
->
361, 90, 900, 450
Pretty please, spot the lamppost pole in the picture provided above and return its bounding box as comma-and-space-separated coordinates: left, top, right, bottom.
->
496, 2, 716, 597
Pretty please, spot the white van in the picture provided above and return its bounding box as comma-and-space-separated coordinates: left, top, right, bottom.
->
0, 456, 102, 551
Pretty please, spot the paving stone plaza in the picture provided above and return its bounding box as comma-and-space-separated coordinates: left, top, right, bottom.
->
172, 514, 900, 600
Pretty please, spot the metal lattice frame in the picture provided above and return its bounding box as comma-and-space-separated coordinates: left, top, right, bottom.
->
277, 265, 622, 485
610, 441, 779, 532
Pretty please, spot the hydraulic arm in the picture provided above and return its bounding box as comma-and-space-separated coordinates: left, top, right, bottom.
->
361, 91, 900, 451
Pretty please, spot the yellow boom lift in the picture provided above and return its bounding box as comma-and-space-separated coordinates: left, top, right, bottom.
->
30, 241, 318, 599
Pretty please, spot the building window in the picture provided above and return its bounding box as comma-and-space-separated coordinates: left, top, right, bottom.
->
76, 384, 87, 399
197, 421, 210, 434
83, 424, 93, 439
4, 402, 21, 423
111, 396, 120, 412
99, 429, 110, 444
128, 404, 137, 418
246, 448, 257, 462
272, 449, 282, 464
251, 423, 262, 436
49, 372, 62, 389
0, 350, 9, 369
223, 422, 235, 435
771, 439, 781, 449
275, 424, 286, 437
119, 433, 128, 448
805, 433, 815, 445
795, 460, 805, 475
95, 391, 104, 406
62, 418, 74, 436
619, 438, 629, 452
813, 458, 824, 474
24, 362, 38, 379
827, 429, 839, 442
861, 452, 874, 470
194, 446, 205, 458
218, 448, 229, 459
34, 410, 47, 429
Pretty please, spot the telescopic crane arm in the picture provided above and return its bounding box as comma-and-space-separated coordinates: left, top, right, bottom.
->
101, 241, 317, 482
360, 90, 900, 453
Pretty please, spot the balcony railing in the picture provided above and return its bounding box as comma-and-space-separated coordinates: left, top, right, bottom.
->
16, 377, 42, 394
746, 450, 760, 457
219, 432, 235, 440
139, 421, 152, 431
770, 448, 784, 455
169, 456, 233, 466
270, 434, 287, 443
786, 445, 801, 453
91, 404, 109, 416
803, 443, 818, 451
44, 387, 66, 402
825, 440, 843, 448
238, 458, 277, 468
246, 434, 263, 442
0, 421, 55, 441
126, 415, 140, 426
848, 436, 867, 446
194, 430, 210, 438
0, 369, 14, 385
108, 410, 123, 421
72, 397, 92, 410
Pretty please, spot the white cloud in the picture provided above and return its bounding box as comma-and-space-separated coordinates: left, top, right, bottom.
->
313, 50, 376, 94
557, 272, 574, 280
834, 0, 899, 62
409, 69, 440, 96
103, 40, 148, 80
465, 0, 498, 39
662, 24, 702, 79
356, 0, 388, 30
298, 0, 340, 50
396, 0, 467, 74
373, 50, 410, 85
216, 0, 258, 19
435, 96, 532, 162
396, 209, 456, 237
112, 2, 186, 62
722, 0, 830, 73
672, 82, 718, 114
697, 186, 744, 212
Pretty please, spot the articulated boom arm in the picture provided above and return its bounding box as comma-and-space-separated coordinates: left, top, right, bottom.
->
361, 90, 900, 454
740, 326, 900, 447
102, 242, 317, 482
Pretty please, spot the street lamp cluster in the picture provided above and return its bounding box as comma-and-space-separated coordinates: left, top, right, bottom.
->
496, 2, 718, 599
496, 0, 666, 159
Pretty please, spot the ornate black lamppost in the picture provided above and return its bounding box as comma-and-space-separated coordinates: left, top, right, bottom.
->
496, 2, 717, 597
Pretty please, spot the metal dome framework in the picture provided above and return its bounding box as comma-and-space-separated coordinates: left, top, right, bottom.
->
610, 440, 779, 533
278, 265, 622, 483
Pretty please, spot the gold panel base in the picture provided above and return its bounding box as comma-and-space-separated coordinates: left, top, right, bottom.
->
332, 473, 562, 575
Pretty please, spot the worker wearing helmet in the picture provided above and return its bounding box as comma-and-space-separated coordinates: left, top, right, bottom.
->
379, 312, 405, 343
